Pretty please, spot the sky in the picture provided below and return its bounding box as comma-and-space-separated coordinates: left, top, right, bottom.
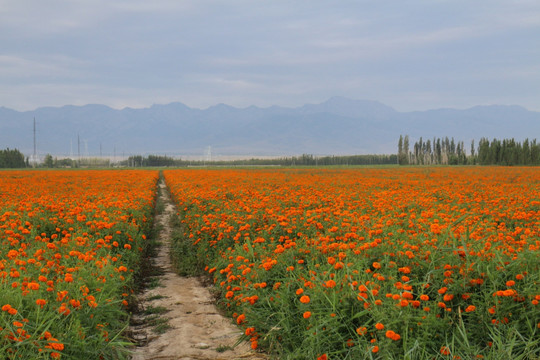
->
1, 0, 539, 112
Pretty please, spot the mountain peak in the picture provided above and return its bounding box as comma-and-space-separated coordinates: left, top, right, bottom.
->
300, 97, 396, 119
0, 98, 538, 156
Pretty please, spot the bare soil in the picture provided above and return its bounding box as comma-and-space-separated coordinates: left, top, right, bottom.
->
130, 178, 265, 360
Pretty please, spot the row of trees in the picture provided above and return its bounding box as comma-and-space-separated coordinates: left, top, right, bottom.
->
125, 155, 176, 167
477, 138, 540, 165
124, 153, 399, 167
2, 139, 538, 168
398, 135, 469, 165
0, 148, 26, 168
398, 135, 540, 166
42, 155, 111, 168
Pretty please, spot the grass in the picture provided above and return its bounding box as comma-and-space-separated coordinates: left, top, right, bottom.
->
143, 306, 169, 316
215, 344, 234, 353
169, 212, 207, 277
145, 315, 172, 334
147, 277, 162, 289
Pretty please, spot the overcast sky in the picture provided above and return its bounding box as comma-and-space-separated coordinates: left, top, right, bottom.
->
1, 0, 539, 112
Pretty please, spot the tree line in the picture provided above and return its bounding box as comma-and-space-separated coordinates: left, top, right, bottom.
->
0, 148, 26, 168
3, 137, 538, 168
398, 135, 539, 166
124, 153, 398, 167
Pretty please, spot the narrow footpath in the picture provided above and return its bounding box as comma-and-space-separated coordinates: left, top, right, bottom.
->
130, 177, 264, 360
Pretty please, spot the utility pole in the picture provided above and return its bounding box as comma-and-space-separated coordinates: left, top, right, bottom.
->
33, 117, 36, 164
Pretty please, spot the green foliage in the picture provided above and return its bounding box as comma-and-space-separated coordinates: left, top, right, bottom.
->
44, 154, 54, 168
124, 153, 398, 167
0, 148, 26, 168
399, 136, 539, 166
477, 138, 540, 166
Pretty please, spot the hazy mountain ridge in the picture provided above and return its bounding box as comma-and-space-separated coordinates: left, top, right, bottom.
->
1, 97, 538, 157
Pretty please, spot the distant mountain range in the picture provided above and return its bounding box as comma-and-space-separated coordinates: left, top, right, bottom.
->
1, 96, 539, 158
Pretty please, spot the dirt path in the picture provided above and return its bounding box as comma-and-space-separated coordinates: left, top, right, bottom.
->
130, 178, 264, 360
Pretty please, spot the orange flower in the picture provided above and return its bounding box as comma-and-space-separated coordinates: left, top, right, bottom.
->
443, 294, 454, 302
356, 326, 367, 335
236, 313, 246, 324
299, 295, 310, 304
324, 280, 336, 288
303, 311, 312, 319
375, 323, 384, 330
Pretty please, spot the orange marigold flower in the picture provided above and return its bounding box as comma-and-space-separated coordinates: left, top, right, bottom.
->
440, 346, 451, 355
375, 322, 384, 330
443, 294, 454, 302
324, 280, 336, 288
236, 313, 246, 325
49, 342, 64, 351
356, 326, 367, 335
438, 302, 447, 309
299, 295, 310, 304
28, 282, 40, 290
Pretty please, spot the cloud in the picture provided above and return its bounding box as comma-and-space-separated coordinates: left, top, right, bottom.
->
0, 0, 539, 112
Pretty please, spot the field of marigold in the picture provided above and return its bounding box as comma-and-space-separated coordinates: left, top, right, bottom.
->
0, 170, 158, 359
164, 167, 539, 360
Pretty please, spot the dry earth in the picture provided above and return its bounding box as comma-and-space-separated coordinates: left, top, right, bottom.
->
130, 178, 266, 360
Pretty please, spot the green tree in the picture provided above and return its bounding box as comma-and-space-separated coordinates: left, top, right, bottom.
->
44, 154, 54, 168
0, 148, 26, 168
